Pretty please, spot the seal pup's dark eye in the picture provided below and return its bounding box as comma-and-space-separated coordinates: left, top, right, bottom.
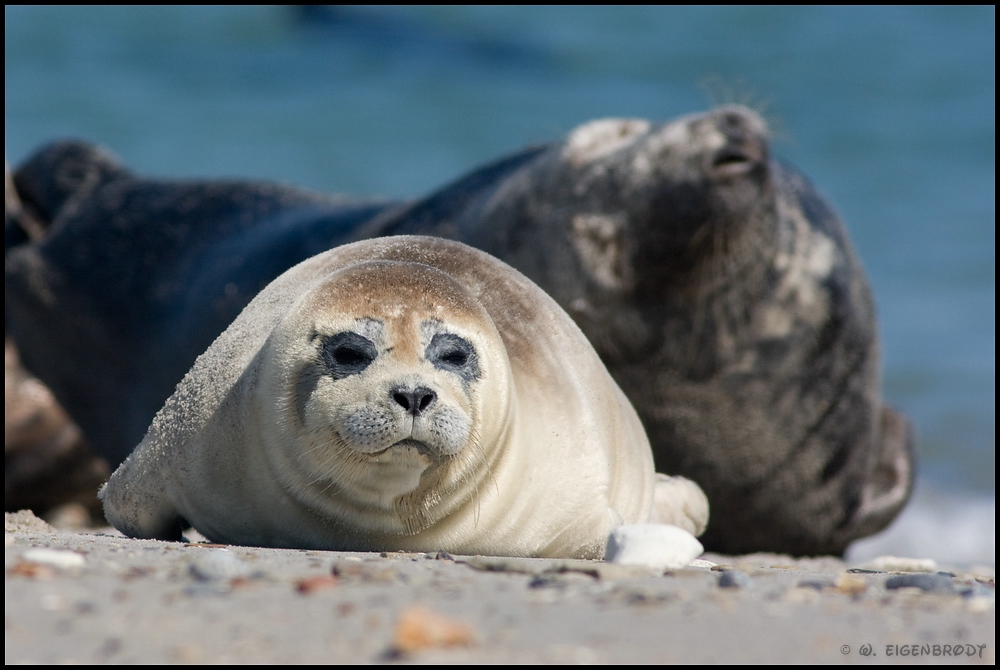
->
441, 350, 468, 366
426, 333, 480, 382
334, 347, 367, 365
321, 332, 377, 379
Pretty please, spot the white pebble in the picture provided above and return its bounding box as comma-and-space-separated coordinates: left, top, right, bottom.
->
190, 549, 252, 581
22, 548, 85, 569
967, 597, 994, 613
605, 524, 704, 570
40, 594, 68, 611
858, 555, 937, 573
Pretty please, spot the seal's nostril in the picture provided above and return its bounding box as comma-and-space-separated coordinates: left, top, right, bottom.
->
418, 390, 436, 412
393, 392, 411, 411
722, 111, 747, 129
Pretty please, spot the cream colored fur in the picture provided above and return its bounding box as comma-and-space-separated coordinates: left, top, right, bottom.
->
101, 237, 707, 558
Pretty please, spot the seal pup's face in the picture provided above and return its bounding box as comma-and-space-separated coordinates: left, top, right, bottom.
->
259, 260, 511, 535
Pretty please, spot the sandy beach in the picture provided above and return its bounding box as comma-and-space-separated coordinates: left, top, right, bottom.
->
5, 510, 993, 664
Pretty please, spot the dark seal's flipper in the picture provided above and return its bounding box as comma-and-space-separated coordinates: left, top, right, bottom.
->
836, 406, 916, 545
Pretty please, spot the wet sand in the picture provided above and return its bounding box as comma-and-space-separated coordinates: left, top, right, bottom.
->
5, 511, 994, 664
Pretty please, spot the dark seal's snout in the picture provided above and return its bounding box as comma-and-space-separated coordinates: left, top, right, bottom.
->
708, 106, 770, 177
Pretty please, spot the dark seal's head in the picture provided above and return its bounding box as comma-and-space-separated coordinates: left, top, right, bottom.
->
465, 106, 777, 322
561, 107, 774, 287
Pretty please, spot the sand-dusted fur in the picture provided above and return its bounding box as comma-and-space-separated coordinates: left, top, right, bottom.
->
100, 237, 706, 557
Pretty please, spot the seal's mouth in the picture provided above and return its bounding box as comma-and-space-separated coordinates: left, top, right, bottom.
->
369, 439, 435, 458
711, 144, 765, 177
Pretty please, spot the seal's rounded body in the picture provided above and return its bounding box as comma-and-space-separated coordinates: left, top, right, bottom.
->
100, 237, 701, 558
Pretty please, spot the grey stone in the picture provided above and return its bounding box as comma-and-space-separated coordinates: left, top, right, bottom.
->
718, 570, 752, 589
884, 573, 955, 593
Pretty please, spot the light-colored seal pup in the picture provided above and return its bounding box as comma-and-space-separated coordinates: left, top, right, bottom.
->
100, 236, 707, 557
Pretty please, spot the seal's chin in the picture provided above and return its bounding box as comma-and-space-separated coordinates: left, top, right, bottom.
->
344, 439, 436, 506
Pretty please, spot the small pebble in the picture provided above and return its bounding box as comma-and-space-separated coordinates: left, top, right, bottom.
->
22, 548, 85, 569
8, 561, 54, 579
44, 503, 92, 530
966, 597, 994, 613
859, 555, 937, 573
784, 587, 820, 604
797, 579, 834, 590
687, 559, 717, 569
959, 582, 994, 599
189, 549, 252, 581
40, 594, 68, 611
391, 607, 476, 653
605, 524, 703, 570
834, 573, 868, 596
528, 575, 561, 589
717, 570, 752, 589
296, 575, 338, 594
885, 573, 954, 593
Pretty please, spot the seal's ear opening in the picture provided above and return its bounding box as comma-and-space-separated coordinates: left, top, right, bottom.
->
5, 161, 45, 253
844, 406, 916, 543
5, 140, 131, 254
14, 140, 130, 224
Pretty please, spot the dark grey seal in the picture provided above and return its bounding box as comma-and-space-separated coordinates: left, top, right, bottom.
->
364, 106, 915, 555
5, 107, 914, 554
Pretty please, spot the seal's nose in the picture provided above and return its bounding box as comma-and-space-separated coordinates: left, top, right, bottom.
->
709, 107, 768, 175
392, 387, 437, 416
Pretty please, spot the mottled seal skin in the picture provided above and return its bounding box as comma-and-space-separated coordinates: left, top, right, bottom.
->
368, 106, 915, 555
100, 236, 706, 557
5, 141, 398, 467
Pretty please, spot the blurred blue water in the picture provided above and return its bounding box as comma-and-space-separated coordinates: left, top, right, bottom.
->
5, 7, 995, 504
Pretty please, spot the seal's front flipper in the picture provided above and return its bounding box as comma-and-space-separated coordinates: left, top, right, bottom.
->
649, 473, 710, 537
843, 406, 916, 541
99, 457, 185, 542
